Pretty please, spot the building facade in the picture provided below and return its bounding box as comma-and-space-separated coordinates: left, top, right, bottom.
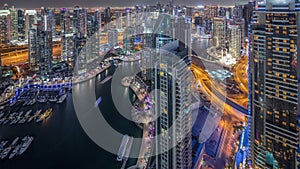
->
228, 25, 241, 58
0, 10, 10, 44
249, 0, 300, 168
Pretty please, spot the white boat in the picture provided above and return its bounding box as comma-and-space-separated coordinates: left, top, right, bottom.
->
0, 140, 8, 151
116, 135, 129, 161
18, 136, 34, 155
36, 116, 43, 123
49, 97, 57, 102
0, 112, 4, 118
10, 137, 19, 147
95, 97, 102, 107
9, 145, 20, 159
57, 94, 67, 103
34, 109, 42, 118
0, 146, 11, 159
25, 110, 32, 117
27, 116, 34, 123
18, 118, 27, 124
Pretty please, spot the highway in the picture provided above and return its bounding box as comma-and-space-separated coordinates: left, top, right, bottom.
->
1, 43, 61, 66
192, 63, 246, 169
233, 56, 248, 95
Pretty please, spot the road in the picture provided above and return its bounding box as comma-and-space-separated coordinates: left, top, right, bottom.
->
233, 56, 248, 95
1, 43, 61, 66
192, 64, 245, 169
192, 64, 247, 117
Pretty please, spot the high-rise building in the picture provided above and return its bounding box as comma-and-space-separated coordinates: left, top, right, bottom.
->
60, 8, 72, 34
9, 6, 18, 42
17, 9, 24, 40
204, 5, 219, 19
228, 25, 241, 58
212, 16, 226, 49
104, 7, 111, 24
0, 10, 10, 44
61, 33, 74, 62
94, 10, 102, 32
73, 6, 87, 37
153, 14, 192, 169
24, 10, 37, 40
123, 26, 134, 53
233, 18, 245, 43
249, 0, 300, 168
28, 29, 38, 65
73, 35, 87, 75
107, 28, 118, 48
41, 8, 56, 38
39, 30, 53, 75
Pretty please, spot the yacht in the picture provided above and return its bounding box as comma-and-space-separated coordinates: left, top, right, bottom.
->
116, 135, 129, 161
57, 94, 67, 103
49, 96, 57, 102
9, 145, 20, 159
0, 146, 11, 159
18, 136, 34, 155
27, 116, 34, 123
95, 97, 102, 107
0, 140, 8, 151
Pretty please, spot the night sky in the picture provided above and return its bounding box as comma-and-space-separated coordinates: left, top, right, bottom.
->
0, 0, 247, 8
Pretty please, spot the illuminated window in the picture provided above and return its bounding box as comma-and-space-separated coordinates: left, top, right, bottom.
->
282, 48, 287, 52
282, 121, 286, 125
275, 47, 280, 51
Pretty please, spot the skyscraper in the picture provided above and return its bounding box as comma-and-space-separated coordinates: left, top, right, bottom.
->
0, 10, 10, 44
249, 0, 299, 168
39, 30, 52, 75
94, 10, 102, 32
153, 14, 192, 169
61, 33, 74, 62
107, 28, 118, 48
60, 8, 72, 35
73, 34, 87, 75
17, 9, 24, 40
24, 10, 37, 40
228, 25, 241, 58
73, 6, 87, 37
204, 5, 219, 19
28, 29, 38, 65
212, 16, 226, 49
9, 6, 18, 42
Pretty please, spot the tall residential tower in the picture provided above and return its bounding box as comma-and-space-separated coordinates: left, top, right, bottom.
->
249, 0, 300, 168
